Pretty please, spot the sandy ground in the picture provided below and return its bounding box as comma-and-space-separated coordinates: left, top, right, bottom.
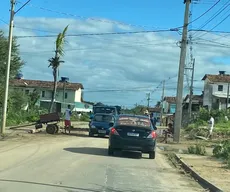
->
158, 137, 230, 192
177, 154, 230, 192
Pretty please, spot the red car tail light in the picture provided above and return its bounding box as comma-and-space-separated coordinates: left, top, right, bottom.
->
147, 131, 157, 139
110, 127, 119, 135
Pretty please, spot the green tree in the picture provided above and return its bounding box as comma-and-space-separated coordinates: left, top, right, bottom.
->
122, 105, 146, 115
0, 30, 24, 108
8, 89, 28, 111
28, 89, 40, 109
48, 25, 68, 113
0, 30, 24, 82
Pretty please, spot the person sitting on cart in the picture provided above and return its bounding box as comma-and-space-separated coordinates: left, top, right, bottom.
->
64, 104, 72, 133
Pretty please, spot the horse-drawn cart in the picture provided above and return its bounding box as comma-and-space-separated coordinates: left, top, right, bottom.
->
35, 112, 61, 134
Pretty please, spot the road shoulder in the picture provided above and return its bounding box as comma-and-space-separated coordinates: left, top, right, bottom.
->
174, 153, 229, 192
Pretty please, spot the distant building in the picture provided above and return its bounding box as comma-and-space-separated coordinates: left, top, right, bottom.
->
202, 71, 230, 110
163, 96, 176, 115
183, 94, 203, 112
149, 107, 161, 118
10, 78, 93, 113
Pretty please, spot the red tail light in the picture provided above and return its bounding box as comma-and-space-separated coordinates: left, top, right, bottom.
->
110, 127, 119, 135
147, 131, 157, 139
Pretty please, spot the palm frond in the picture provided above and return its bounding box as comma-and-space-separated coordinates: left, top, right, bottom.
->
55, 25, 69, 56
48, 56, 65, 69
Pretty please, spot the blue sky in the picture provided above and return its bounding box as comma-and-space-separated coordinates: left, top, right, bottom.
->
1, 1, 224, 29
0, 0, 230, 108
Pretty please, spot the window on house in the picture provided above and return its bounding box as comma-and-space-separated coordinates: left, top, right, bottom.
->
65, 92, 68, 99
42, 91, 45, 97
25, 90, 29, 94
218, 85, 223, 91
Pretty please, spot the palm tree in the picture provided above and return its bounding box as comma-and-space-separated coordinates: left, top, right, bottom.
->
48, 25, 68, 113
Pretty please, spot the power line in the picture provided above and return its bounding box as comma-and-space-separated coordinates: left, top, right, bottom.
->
14, 0, 221, 35
12, 28, 230, 39
150, 75, 178, 95
19, 42, 177, 55
209, 12, 230, 31
188, 0, 221, 24
0, 18, 8, 25
15, 0, 31, 14
132, 75, 178, 107
193, 37, 230, 47
193, 0, 230, 37
12, 29, 176, 39
16, 1, 163, 30
190, 29, 230, 33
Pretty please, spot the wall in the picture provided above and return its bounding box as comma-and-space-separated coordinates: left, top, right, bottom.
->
11, 86, 79, 104
74, 88, 82, 102
203, 78, 230, 110
203, 78, 213, 109
163, 101, 169, 113
212, 82, 229, 95
169, 104, 176, 114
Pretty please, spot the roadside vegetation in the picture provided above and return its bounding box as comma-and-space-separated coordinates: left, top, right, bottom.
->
185, 108, 230, 138
184, 108, 230, 168
213, 140, 230, 168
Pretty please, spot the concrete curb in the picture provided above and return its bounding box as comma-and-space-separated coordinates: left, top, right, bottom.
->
174, 154, 223, 192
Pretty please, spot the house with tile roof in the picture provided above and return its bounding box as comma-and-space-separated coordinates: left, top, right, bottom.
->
183, 94, 203, 112
202, 71, 230, 110
10, 77, 93, 113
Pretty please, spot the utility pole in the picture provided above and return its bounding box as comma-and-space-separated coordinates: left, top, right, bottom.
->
188, 58, 195, 119
226, 83, 229, 109
1, 0, 15, 134
174, 0, 191, 142
1, 0, 31, 134
147, 93, 150, 112
160, 80, 165, 126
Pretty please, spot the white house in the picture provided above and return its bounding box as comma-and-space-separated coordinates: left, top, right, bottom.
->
202, 71, 230, 110
9, 78, 93, 113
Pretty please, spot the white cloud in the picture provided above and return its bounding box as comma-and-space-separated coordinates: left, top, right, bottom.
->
1, 16, 230, 107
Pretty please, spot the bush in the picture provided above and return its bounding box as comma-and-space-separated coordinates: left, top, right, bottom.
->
213, 140, 230, 160
188, 143, 206, 155
5, 107, 48, 126
80, 113, 89, 122
185, 108, 230, 138
192, 108, 230, 125
69, 112, 90, 122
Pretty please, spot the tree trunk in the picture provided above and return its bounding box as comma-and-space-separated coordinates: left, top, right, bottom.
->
49, 68, 58, 113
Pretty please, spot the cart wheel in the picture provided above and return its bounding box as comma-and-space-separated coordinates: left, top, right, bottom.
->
54, 124, 59, 133
46, 124, 57, 134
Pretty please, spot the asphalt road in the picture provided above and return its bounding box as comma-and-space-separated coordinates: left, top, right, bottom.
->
0, 133, 204, 192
